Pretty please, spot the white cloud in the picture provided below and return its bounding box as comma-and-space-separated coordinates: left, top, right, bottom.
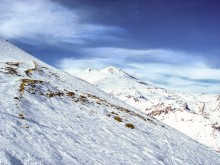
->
81, 47, 204, 66
57, 47, 220, 94
0, 0, 121, 45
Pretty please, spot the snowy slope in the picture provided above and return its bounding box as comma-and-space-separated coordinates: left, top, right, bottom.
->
1, 40, 220, 164
77, 66, 220, 151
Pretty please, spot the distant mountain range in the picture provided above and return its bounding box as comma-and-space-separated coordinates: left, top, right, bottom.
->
77, 66, 220, 151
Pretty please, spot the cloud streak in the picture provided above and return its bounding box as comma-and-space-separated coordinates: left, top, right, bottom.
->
0, 0, 122, 45
81, 47, 205, 66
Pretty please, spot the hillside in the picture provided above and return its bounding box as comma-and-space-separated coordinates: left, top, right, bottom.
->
77, 66, 220, 151
1, 40, 220, 164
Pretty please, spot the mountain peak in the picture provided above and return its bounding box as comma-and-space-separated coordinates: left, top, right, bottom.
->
102, 66, 122, 73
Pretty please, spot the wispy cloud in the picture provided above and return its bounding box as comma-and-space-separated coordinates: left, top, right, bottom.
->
81, 47, 206, 65
0, 0, 122, 45
58, 47, 220, 94
126, 63, 220, 93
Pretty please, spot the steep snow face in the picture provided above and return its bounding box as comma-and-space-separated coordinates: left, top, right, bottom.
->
77, 67, 220, 151
1, 40, 220, 164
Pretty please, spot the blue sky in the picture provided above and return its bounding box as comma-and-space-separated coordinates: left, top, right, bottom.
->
0, 0, 219, 93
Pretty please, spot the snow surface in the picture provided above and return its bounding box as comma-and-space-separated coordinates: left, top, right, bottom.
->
77, 66, 220, 151
1, 40, 220, 164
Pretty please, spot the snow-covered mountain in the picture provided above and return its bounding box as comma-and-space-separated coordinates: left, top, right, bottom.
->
77, 66, 220, 151
1, 40, 220, 164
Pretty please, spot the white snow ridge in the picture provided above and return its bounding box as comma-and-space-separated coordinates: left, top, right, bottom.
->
1, 39, 220, 164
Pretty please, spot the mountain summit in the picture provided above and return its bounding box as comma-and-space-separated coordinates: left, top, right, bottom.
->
102, 66, 123, 73
77, 66, 147, 92
1, 40, 220, 164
